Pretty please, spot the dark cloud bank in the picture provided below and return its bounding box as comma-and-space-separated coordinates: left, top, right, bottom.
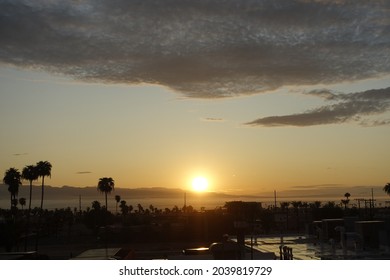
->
246, 87, 390, 127
1, 0, 389, 125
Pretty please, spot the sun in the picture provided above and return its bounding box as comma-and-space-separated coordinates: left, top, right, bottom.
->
192, 176, 209, 192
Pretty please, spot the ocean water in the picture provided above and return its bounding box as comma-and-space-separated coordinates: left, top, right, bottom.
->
2, 193, 388, 212
0, 196, 251, 212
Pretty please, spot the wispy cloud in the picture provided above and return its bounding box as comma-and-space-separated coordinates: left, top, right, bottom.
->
13, 153, 28, 156
76, 171, 92, 175
202, 117, 225, 122
245, 87, 390, 127
0, 0, 389, 98
302, 89, 338, 101
289, 184, 343, 190
276, 185, 388, 200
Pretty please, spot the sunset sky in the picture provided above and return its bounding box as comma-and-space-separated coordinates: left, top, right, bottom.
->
1, 0, 390, 197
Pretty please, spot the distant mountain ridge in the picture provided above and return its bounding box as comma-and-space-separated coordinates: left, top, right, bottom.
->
1, 184, 387, 204
0, 184, 248, 201
0, 184, 264, 210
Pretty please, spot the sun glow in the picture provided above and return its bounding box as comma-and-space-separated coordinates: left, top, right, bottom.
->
191, 176, 209, 192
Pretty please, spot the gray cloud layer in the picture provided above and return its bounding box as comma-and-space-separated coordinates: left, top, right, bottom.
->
245, 87, 390, 126
1, 0, 389, 98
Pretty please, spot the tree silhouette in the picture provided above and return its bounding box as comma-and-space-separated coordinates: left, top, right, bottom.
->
115, 195, 121, 214
34, 161, 51, 252
11, 198, 18, 208
21, 165, 39, 251
97, 177, 115, 210
323, 201, 336, 208
3, 168, 22, 210
383, 183, 390, 196
22, 165, 39, 213
119, 200, 129, 215
19, 198, 26, 210
36, 161, 52, 210
137, 203, 144, 213
280, 202, 290, 210
341, 192, 351, 210
341, 199, 349, 209
91, 200, 101, 211
309, 201, 322, 209
172, 205, 179, 213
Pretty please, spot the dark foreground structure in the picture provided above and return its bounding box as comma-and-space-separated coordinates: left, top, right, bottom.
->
1, 201, 390, 259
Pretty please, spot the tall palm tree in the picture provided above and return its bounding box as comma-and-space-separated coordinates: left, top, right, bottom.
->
341, 199, 349, 210
22, 165, 39, 213
97, 177, 115, 211
3, 168, 22, 209
21, 165, 39, 251
36, 161, 52, 210
383, 183, 390, 196
342, 192, 351, 209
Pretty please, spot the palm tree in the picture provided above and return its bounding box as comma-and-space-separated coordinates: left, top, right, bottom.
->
21, 165, 39, 251
119, 200, 128, 215
97, 177, 115, 210
342, 192, 351, 209
115, 195, 121, 214
383, 183, 390, 196
36, 161, 52, 210
341, 199, 349, 210
19, 197, 26, 210
137, 203, 144, 213
22, 165, 39, 213
91, 200, 101, 211
3, 168, 22, 209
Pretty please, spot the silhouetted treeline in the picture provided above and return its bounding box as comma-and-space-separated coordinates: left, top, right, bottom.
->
1, 199, 390, 256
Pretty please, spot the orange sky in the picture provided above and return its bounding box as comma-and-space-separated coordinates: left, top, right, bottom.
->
1, 1, 390, 197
